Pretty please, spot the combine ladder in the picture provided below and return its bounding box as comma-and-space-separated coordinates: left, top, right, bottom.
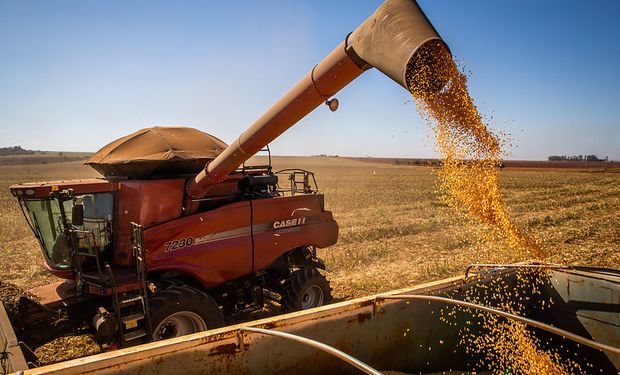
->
107, 223, 153, 346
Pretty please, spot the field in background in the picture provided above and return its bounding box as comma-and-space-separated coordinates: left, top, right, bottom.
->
0, 151, 92, 165
0, 156, 618, 300
343, 156, 620, 169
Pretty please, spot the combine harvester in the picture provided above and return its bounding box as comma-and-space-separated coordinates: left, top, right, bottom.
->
2, 0, 619, 373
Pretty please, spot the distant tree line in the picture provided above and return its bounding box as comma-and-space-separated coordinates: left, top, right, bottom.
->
548, 154, 608, 162
0, 146, 34, 156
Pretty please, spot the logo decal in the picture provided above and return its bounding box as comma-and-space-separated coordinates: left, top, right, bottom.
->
272, 217, 307, 229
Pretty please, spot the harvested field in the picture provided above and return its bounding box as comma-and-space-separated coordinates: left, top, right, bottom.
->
1, 156, 618, 301
0, 151, 92, 166
344, 156, 620, 170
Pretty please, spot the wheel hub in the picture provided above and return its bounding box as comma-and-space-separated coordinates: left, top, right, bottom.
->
158, 322, 178, 340
302, 285, 324, 309
152, 311, 207, 341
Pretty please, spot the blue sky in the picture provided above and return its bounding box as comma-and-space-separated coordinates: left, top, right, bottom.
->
1, 0, 618, 160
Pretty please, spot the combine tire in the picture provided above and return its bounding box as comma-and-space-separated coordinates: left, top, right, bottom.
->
149, 283, 224, 341
282, 268, 332, 312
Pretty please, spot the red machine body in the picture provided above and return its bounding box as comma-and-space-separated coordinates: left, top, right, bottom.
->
10, 173, 337, 288
145, 193, 336, 289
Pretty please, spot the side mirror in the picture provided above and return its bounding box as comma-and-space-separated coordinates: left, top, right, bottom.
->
72, 204, 84, 226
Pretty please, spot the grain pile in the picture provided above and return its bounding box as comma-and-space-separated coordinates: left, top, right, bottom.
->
34, 335, 102, 366
406, 41, 574, 374
0, 281, 102, 366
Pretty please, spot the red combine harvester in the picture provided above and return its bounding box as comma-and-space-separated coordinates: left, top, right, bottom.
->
8, 0, 449, 350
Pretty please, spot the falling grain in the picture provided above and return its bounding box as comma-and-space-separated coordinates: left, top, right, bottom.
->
406, 41, 579, 373
407, 40, 543, 259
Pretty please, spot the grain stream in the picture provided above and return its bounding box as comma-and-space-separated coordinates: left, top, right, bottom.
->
407, 41, 576, 374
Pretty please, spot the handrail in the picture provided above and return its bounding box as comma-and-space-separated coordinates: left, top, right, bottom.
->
239, 327, 383, 375
376, 294, 620, 356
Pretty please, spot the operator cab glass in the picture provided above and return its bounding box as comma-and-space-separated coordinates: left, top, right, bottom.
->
23, 193, 114, 270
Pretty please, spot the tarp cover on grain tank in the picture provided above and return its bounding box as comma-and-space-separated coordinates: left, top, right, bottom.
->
86, 126, 228, 178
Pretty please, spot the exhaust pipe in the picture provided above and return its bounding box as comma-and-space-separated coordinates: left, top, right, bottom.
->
187, 0, 449, 198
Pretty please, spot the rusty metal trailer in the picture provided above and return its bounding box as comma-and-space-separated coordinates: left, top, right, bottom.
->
1, 264, 618, 374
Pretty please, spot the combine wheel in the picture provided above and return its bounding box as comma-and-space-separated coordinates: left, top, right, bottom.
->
282, 268, 332, 312
149, 283, 224, 341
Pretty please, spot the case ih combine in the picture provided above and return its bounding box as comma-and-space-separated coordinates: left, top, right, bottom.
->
8, 0, 449, 351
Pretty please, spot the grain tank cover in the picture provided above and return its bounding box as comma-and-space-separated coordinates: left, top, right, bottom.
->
86, 126, 228, 178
